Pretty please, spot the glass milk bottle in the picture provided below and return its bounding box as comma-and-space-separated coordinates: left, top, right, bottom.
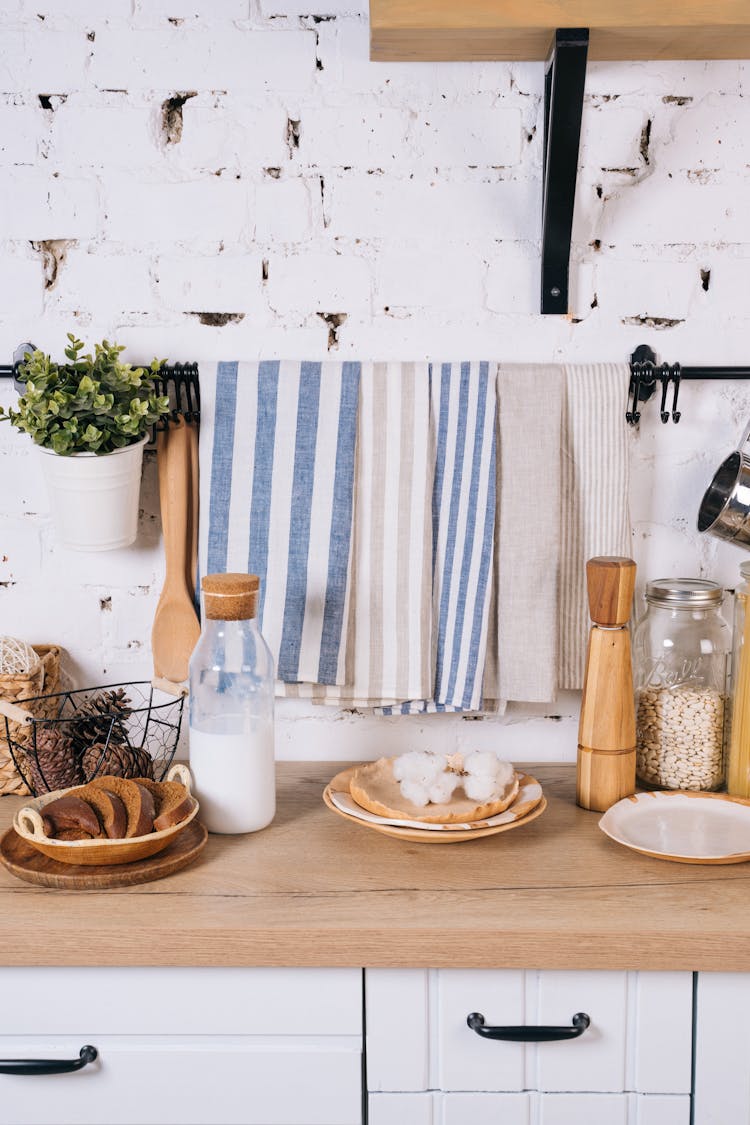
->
189, 573, 275, 833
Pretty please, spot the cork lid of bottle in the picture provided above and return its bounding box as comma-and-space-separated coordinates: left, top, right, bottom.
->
202, 573, 260, 620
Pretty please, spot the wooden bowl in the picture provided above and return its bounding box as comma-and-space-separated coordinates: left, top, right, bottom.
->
12, 763, 199, 866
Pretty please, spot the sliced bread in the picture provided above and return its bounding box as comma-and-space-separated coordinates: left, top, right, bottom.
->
70, 782, 128, 840
135, 777, 194, 831
90, 776, 155, 837
41, 795, 102, 838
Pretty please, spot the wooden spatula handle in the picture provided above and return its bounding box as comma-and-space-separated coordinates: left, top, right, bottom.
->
586, 557, 636, 627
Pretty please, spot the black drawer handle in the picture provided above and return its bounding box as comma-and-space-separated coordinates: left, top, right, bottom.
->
467, 1011, 590, 1042
0, 1045, 98, 1075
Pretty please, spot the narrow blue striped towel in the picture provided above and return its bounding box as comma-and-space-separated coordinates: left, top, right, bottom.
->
198, 360, 360, 685
378, 361, 497, 714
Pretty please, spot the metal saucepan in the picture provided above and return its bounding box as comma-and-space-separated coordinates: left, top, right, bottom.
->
698, 421, 750, 547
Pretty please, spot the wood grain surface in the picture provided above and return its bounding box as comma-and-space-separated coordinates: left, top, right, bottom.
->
1, 763, 750, 970
370, 1, 750, 60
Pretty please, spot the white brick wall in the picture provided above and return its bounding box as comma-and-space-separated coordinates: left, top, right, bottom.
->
0, 3, 749, 762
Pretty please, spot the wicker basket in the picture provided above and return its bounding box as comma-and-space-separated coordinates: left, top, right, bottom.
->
0, 646, 61, 797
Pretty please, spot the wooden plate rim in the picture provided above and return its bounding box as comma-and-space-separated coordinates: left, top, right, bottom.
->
599, 789, 750, 864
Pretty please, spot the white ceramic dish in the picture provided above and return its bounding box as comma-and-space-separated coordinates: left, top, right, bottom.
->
599, 789, 750, 864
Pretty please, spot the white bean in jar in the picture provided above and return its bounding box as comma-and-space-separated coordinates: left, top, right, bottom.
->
636, 685, 726, 791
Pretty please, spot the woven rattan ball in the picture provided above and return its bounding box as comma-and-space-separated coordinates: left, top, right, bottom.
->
0, 636, 40, 676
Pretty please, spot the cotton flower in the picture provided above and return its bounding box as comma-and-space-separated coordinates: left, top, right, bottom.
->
393, 750, 446, 787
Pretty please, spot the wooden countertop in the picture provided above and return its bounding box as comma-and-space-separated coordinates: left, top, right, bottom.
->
1, 763, 749, 971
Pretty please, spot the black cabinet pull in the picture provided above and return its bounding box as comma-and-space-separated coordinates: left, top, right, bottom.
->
467, 1011, 590, 1043
0, 1045, 98, 1075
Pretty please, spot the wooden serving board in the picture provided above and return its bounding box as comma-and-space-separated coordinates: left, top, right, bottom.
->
0, 819, 208, 890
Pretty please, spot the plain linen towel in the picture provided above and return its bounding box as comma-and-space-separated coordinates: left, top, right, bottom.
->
379, 360, 497, 714
484, 361, 630, 704
199, 360, 360, 685
284, 361, 434, 707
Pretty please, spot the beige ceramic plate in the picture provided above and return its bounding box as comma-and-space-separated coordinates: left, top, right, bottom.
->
324, 767, 546, 843
599, 789, 750, 864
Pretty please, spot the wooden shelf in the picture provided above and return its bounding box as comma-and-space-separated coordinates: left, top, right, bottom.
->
370, 1, 750, 61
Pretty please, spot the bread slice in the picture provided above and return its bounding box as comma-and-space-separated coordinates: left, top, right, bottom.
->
70, 782, 128, 840
350, 757, 520, 824
135, 778, 194, 831
90, 776, 155, 837
41, 795, 102, 838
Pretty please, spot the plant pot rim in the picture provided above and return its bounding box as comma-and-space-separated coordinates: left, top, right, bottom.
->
35, 435, 149, 459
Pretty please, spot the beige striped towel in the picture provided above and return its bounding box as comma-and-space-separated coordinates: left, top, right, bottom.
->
279, 361, 434, 707
485, 361, 630, 705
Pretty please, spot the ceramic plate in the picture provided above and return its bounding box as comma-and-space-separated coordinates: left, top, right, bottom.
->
599, 790, 750, 864
323, 767, 546, 844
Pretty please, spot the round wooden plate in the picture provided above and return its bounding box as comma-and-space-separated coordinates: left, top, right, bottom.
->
0, 819, 208, 889
323, 767, 547, 843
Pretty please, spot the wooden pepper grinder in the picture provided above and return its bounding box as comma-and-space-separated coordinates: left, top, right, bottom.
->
577, 557, 637, 812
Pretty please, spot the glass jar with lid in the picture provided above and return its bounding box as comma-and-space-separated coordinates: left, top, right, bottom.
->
633, 578, 730, 791
727, 562, 750, 798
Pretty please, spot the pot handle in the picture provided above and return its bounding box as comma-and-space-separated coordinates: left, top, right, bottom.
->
0, 699, 33, 725
739, 418, 750, 451
16, 807, 47, 840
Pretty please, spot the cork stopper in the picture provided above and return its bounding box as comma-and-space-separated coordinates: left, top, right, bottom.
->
202, 573, 260, 621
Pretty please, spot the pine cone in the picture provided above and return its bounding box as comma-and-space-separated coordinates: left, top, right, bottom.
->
69, 689, 133, 757
25, 726, 84, 794
81, 740, 154, 781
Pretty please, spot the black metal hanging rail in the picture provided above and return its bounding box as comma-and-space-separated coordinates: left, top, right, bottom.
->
0, 342, 200, 423
627, 344, 750, 426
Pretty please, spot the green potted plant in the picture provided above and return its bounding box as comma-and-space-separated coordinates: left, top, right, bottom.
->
0, 335, 169, 551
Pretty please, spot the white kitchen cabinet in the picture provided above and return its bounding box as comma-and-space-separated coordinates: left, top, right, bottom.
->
368, 1092, 691, 1125
694, 972, 750, 1125
0, 968, 362, 1125
366, 969, 693, 1105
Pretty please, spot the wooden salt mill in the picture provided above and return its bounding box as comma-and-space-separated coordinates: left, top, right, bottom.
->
577, 557, 637, 812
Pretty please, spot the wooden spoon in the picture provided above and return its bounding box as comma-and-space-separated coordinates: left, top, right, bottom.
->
152, 417, 201, 682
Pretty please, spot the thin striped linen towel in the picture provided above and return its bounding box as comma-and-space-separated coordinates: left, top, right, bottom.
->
199, 360, 360, 686
283, 361, 434, 707
379, 361, 497, 714
483, 362, 630, 705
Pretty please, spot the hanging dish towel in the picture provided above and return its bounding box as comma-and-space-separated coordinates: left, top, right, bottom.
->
558, 362, 631, 690
380, 360, 497, 714
199, 360, 360, 685
285, 361, 434, 707
484, 361, 630, 705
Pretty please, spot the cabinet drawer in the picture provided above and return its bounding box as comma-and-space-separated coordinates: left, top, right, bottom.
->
0, 968, 361, 1036
368, 1092, 691, 1125
366, 969, 692, 1095
0, 1036, 362, 1125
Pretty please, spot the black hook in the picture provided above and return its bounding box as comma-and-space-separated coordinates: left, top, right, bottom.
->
671, 364, 681, 423
626, 366, 642, 425
658, 364, 671, 424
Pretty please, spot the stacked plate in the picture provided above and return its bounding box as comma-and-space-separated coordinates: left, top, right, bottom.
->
323, 766, 546, 844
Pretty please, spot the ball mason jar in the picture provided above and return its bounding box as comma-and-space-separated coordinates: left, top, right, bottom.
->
727, 562, 750, 798
633, 579, 730, 791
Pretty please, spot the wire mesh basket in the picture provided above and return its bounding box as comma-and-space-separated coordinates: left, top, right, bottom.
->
3, 681, 185, 796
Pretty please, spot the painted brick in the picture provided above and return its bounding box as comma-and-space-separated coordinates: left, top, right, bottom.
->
0, 171, 98, 240
20, 0, 131, 16
0, 107, 48, 164
254, 177, 316, 242
328, 175, 539, 241
656, 96, 750, 174
299, 106, 409, 169
409, 107, 524, 168
259, 0, 367, 14
375, 247, 483, 311
579, 104, 648, 171
0, 256, 43, 316
156, 253, 262, 312
595, 255, 698, 320
90, 27, 317, 94
133, 0, 248, 17
103, 176, 250, 242
179, 103, 288, 171
0, 31, 92, 93
0, 518, 44, 582
486, 249, 542, 315
266, 251, 370, 313
598, 175, 750, 244
51, 105, 160, 167
53, 249, 154, 313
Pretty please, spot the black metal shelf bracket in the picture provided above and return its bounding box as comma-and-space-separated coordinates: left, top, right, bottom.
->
541, 28, 589, 315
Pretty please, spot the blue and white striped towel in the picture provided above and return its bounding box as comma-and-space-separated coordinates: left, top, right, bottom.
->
199, 360, 360, 685
378, 361, 497, 714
